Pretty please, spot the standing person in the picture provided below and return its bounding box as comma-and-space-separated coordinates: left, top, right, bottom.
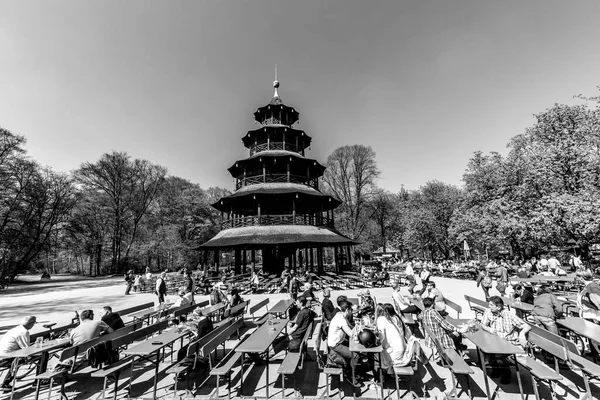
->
145, 267, 153, 280
0, 316, 37, 391
289, 272, 300, 301
476, 267, 493, 300
530, 285, 563, 334
156, 271, 167, 304
530, 257, 538, 274
496, 263, 508, 296
124, 270, 134, 295
182, 270, 194, 303
133, 274, 142, 292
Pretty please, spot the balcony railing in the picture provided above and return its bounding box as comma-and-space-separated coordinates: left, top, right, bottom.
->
236, 174, 318, 190
222, 214, 333, 230
249, 142, 302, 156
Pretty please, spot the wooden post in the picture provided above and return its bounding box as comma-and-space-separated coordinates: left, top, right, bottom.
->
318, 248, 324, 274
298, 250, 303, 273
309, 247, 314, 272
242, 249, 247, 274
214, 250, 220, 270
234, 249, 241, 275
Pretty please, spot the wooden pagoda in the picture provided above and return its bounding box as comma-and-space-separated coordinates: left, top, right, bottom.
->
198, 79, 356, 274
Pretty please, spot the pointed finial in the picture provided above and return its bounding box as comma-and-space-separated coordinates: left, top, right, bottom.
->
273, 64, 280, 98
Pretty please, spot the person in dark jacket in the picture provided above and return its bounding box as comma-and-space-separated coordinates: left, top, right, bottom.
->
100, 306, 125, 331
321, 288, 336, 322
512, 284, 534, 304
531, 285, 563, 334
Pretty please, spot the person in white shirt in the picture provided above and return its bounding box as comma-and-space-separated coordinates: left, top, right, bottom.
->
539, 256, 549, 270
173, 289, 193, 308
0, 316, 37, 390
327, 300, 360, 386
404, 262, 414, 277
547, 255, 561, 272
391, 283, 420, 315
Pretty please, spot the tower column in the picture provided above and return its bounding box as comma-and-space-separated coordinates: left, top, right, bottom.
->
242, 249, 247, 274
234, 248, 241, 275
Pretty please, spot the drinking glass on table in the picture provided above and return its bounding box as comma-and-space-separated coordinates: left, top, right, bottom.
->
35, 337, 43, 348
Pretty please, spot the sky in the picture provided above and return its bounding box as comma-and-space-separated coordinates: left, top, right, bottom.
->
1, 1, 600, 193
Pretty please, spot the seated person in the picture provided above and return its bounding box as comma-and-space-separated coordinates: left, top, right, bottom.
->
421, 298, 464, 360
0, 316, 38, 391
71, 310, 113, 345
391, 283, 420, 315
537, 267, 555, 277
287, 297, 315, 352
421, 281, 447, 315
480, 296, 531, 384
321, 288, 336, 322
357, 290, 375, 321
512, 284, 534, 304
376, 304, 417, 374
100, 306, 125, 331
327, 300, 360, 387
173, 289, 192, 308
301, 282, 316, 302
229, 287, 244, 308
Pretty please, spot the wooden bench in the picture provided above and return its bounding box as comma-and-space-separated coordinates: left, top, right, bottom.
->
422, 324, 472, 399
199, 318, 245, 368
558, 337, 600, 400
171, 300, 209, 321
87, 320, 170, 400
463, 295, 487, 319
445, 298, 462, 318
313, 322, 344, 400
117, 301, 155, 319
208, 333, 253, 400
249, 298, 270, 323
277, 322, 314, 398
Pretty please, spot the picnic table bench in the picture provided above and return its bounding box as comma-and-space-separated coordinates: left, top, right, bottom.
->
277, 322, 313, 397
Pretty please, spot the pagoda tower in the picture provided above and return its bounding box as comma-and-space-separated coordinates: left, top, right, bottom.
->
199, 79, 355, 275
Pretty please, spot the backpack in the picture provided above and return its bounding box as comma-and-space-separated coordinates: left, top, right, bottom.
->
210, 289, 223, 305
326, 349, 347, 369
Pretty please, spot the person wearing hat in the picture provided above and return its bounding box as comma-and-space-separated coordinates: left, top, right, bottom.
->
0, 316, 37, 391
174, 289, 192, 308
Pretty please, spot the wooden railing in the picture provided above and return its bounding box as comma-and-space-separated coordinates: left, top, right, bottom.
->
221, 214, 333, 230
249, 142, 302, 155
235, 174, 318, 190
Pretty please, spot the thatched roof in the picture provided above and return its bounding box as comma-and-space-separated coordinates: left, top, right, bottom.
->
197, 225, 357, 249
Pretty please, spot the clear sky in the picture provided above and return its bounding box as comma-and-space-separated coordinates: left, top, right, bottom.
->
1, 1, 599, 192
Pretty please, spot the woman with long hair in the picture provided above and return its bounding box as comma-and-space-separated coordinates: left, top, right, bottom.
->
376, 303, 415, 374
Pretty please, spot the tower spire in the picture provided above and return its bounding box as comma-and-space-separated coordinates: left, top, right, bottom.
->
273, 64, 280, 99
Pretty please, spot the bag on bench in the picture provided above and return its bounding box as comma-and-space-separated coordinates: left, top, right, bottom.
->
326, 349, 347, 369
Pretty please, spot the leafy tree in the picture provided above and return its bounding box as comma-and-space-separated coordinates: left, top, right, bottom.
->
0, 127, 75, 279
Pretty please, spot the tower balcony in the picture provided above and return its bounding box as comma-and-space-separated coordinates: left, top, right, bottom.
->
221, 214, 334, 230
249, 141, 302, 156
236, 174, 318, 190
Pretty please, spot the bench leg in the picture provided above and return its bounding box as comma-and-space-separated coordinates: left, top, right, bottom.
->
113, 371, 121, 400
531, 376, 540, 400
281, 374, 285, 398
395, 374, 400, 400
326, 374, 330, 398
513, 355, 525, 400
582, 373, 592, 400
228, 373, 232, 400
47, 378, 54, 400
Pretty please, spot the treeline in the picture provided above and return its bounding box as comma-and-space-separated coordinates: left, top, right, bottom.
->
1, 90, 599, 278
322, 92, 600, 261
0, 128, 229, 278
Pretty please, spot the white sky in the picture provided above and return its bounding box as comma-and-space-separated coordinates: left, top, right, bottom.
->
1, 1, 599, 192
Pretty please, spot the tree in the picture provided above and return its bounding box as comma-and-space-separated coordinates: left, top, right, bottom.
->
0, 127, 76, 279
403, 181, 462, 259
367, 189, 402, 253
74, 152, 167, 272
321, 145, 380, 244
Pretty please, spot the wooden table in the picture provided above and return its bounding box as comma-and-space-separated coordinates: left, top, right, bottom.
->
126, 303, 172, 324
501, 296, 534, 313
267, 299, 294, 317
447, 318, 525, 400
123, 328, 190, 399
1, 337, 70, 398
201, 302, 226, 319
557, 317, 600, 342
349, 340, 384, 399
236, 318, 289, 398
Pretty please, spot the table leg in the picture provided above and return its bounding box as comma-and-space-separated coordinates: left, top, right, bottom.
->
240, 353, 245, 396
513, 355, 525, 400
379, 353, 384, 400
478, 349, 491, 400
153, 353, 160, 399
351, 351, 357, 400
266, 350, 270, 399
